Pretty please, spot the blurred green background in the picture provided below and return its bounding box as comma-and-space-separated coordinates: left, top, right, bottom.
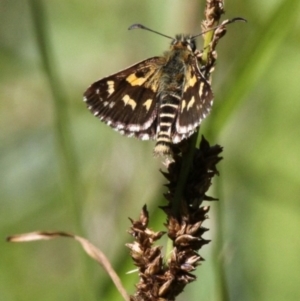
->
1, 0, 300, 300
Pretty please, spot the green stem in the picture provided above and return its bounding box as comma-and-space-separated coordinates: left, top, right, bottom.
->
202, 30, 214, 62
28, 1, 96, 300
28, 0, 82, 229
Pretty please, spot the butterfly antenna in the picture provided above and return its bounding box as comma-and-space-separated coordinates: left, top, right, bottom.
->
129, 24, 173, 40
192, 17, 247, 39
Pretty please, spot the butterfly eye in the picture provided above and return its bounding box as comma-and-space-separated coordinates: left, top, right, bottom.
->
189, 40, 197, 52
183, 38, 196, 52
171, 38, 179, 46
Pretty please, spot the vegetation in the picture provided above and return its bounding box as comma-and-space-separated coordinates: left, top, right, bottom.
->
1, 1, 300, 300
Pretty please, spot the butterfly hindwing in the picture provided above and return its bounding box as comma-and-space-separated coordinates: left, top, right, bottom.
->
84, 57, 163, 139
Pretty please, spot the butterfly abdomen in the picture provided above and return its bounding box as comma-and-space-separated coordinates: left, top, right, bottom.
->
154, 93, 181, 155
154, 55, 185, 155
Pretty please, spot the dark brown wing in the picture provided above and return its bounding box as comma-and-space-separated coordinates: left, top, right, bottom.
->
83, 57, 164, 140
174, 56, 213, 142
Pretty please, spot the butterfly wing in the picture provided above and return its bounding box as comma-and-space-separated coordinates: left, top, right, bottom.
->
84, 57, 164, 140
174, 56, 214, 142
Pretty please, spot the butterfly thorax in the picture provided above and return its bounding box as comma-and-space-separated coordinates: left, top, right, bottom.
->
156, 35, 197, 96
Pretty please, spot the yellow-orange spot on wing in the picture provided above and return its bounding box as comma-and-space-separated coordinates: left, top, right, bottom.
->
198, 82, 204, 98
190, 75, 197, 86
126, 73, 147, 86
184, 74, 198, 92
181, 100, 187, 112
122, 94, 137, 110
143, 99, 152, 112
187, 96, 195, 111
107, 80, 115, 96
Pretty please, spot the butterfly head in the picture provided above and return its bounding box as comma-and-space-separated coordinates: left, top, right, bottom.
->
129, 24, 198, 53
171, 35, 197, 52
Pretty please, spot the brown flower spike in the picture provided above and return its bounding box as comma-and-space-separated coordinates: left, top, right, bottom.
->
127, 137, 223, 301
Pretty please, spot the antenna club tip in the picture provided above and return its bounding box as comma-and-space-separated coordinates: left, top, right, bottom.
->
128, 24, 143, 31
232, 17, 247, 23
127, 24, 173, 40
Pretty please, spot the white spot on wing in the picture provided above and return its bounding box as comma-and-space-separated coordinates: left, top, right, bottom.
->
128, 124, 141, 132
117, 123, 124, 130
173, 135, 182, 143
141, 134, 150, 140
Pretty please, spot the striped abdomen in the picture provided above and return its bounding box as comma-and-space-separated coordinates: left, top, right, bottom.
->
154, 92, 181, 155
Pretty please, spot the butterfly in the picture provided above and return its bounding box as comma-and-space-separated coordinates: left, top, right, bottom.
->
83, 23, 229, 155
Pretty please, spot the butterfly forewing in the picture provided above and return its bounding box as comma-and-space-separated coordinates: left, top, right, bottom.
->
176, 57, 213, 136
84, 58, 163, 138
